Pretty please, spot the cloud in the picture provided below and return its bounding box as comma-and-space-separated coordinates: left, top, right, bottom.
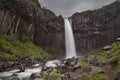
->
39, 0, 115, 17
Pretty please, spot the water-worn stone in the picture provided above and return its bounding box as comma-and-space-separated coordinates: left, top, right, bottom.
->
34, 78, 43, 80
102, 45, 112, 51
116, 72, 120, 80
89, 57, 99, 66
30, 73, 42, 80
91, 67, 103, 73
10, 76, 20, 80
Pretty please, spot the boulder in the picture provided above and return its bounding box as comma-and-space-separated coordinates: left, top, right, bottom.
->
10, 75, 20, 80
102, 45, 112, 51
91, 67, 103, 73
89, 57, 99, 66
116, 72, 120, 80
30, 73, 42, 80
116, 38, 120, 41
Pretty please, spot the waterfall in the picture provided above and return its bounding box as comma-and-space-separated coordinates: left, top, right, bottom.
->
64, 18, 77, 59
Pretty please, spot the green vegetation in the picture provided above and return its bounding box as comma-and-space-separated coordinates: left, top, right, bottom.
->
74, 41, 120, 80
0, 35, 51, 61
43, 69, 63, 80
90, 73, 109, 80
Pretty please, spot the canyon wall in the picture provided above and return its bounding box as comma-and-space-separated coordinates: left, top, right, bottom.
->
0, 0, 65, 54
33, 8, 65, 51
71, 1, 120, 52
0, 0, 43, 41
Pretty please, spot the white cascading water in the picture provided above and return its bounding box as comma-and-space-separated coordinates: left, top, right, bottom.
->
64, 18, 77, 58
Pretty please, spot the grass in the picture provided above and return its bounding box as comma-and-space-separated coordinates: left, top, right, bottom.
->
75, 41, 120, 80
90, 73, 109, 80
43, 69, 63, 80
0, 35, 51, 61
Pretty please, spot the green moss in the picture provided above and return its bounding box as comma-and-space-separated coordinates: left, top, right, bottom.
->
98, 51, 107, 66
43, 69, 63, 80
90, 73, 109, 80
0, 52, 16, 61
76, 72, 90, 80
110, 41, 120, 61
0, 35, 51, 61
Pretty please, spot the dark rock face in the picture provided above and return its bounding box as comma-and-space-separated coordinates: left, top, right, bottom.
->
0, 0, 43, 41
33, 8, 65, 51
71, 1, 120, 52
0, 0, 64, 56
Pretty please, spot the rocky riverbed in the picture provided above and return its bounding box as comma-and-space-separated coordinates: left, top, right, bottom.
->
0, 54, 119, 80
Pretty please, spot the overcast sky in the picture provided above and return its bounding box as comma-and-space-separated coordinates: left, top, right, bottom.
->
39, 0, 115, 17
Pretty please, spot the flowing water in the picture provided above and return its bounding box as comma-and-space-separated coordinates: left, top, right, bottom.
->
64, 18, 77, 58
0, 60, 60, 80
0, 67, 42, 80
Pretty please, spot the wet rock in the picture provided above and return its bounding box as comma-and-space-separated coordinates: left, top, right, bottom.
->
17, 63, 25, 72
108, 59, 118, 67
30, 73, 42, 80
34, 78, 43, 80
47, 67, 54, 73
89, 57, 99, 66
2, 61, 9, 69
116, 72, 120, 80
72, 65, 81, 72
91, 67, 103, 73
80, 65, 92, 73
10, 77, 20, 80
104, 64, 115, 80
41, 66, 48, 72
10, 75, 20, 80
63, 72, 72, 80
116, 38, 120, 41
0, 62, 3, 72
102, 45, 112, 51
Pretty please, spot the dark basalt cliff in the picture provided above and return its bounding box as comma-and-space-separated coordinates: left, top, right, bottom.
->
71, 1, 120, 52
33, 8, 65, 51
0, 0, 43, 41
0, 0, 65, 55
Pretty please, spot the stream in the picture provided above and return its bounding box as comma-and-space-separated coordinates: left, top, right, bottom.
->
0, 60, 61, 80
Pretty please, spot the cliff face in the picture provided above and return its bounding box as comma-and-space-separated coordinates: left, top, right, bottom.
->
33, 8, 65, 51
0, 0, 65, 55
71, 1, 120, 52
0, 0, 43, 41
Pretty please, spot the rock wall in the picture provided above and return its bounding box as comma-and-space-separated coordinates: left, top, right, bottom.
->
0, 0, 43, 41
0, 0, 65, 54
33, 8, 65, 50
71, 1, 120, 52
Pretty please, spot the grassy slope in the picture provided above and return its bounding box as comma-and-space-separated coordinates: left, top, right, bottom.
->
77, 41, 120, 80
0, 35, 51, 61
